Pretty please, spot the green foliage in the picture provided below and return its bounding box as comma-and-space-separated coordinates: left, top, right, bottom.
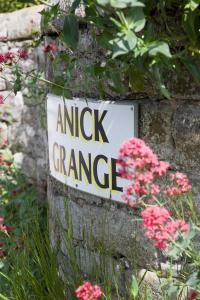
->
52, 0, 200, 98
0, 0, 40, 13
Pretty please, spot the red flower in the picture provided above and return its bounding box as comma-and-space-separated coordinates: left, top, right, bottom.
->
0, 250, 6, 258
0, 95, 4, 104
17, 49, 28, 60
188, 290, 198, 300
44, 42, 57, 53
4, 51, 15, 60
76, 281, 102, 300
0, 53, 5, 62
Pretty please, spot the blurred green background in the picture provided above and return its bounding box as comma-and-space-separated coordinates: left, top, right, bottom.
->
0, 0, 41, 13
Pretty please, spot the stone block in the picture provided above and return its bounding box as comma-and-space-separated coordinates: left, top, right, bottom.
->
0, 5, 44, 41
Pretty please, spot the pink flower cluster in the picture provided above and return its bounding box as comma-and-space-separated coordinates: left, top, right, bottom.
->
141, 206, 188, 249
0, 49, 28, 63
164, 172, 191, 197
118, 138, 192, 206
118, 138, 169, 205
75, 281, 102, 300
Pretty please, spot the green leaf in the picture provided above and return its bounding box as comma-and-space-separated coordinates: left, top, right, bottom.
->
148, 41, 172, 58
131, 274, 139, 298
0, 294, 9, 300
110, 0, 145, 8
109, 30, 137, 58
128, 67, 144, 91
185, 0, 200, 11
182, 10, 198, 43
159, 83, 171, 99
97, 0, 110, 5
97, 0, 144, 7
63, 15, 79, 49
127, 7, 146, 32
182, 58, 200, 83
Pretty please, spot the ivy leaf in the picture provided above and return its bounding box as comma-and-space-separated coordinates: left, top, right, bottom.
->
63, 15, 79, 49
127, 7, 146, 32
148, 41, 172, 58
109, 30, 137, 58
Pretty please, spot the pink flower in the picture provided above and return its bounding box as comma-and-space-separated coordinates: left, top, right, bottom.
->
170, 172, 191, 193
17, 49, 28, 60
141, 206, 170, 228
44, 42, 57, 53
117, 138, 169, 203
152, 161, 169, 176
141, 206, 188, 249
0, 95, 4, 104
164, 172, 191, 197
75, 281, 102, 300
150, 184, 160, 195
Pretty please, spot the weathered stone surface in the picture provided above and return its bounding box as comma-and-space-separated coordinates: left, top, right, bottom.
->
48, 177, 157, 268
8, 124, 35, 153
14, 152, 36, 180
172, 103, 200, 173
0, 5, 44, 41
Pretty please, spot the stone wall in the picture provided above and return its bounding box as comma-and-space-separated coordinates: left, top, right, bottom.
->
0, 5, 47, 196
45, 0, 200, 284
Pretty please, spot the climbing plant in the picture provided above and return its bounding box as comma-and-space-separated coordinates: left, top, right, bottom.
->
1, 0, 200, 101
41, 0, 200, 98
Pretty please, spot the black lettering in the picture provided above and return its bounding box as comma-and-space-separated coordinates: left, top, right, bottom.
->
75, 107, 79, 137
111, 158, 123, 192
94, 110, 109, 143
80, 107, 92, 140
64, 106, 74, 136
60, 146, 67, 175
79, 151, 92, 183
53, 143, 59, 171
93, 155, 109, 188
56, 104, 64, 133
68, 149, 78, 179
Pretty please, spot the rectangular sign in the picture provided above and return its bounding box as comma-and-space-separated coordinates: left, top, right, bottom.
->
47, 94, 138, 202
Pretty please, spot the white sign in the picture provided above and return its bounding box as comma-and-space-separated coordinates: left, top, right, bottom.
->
47, 94, 138, 202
